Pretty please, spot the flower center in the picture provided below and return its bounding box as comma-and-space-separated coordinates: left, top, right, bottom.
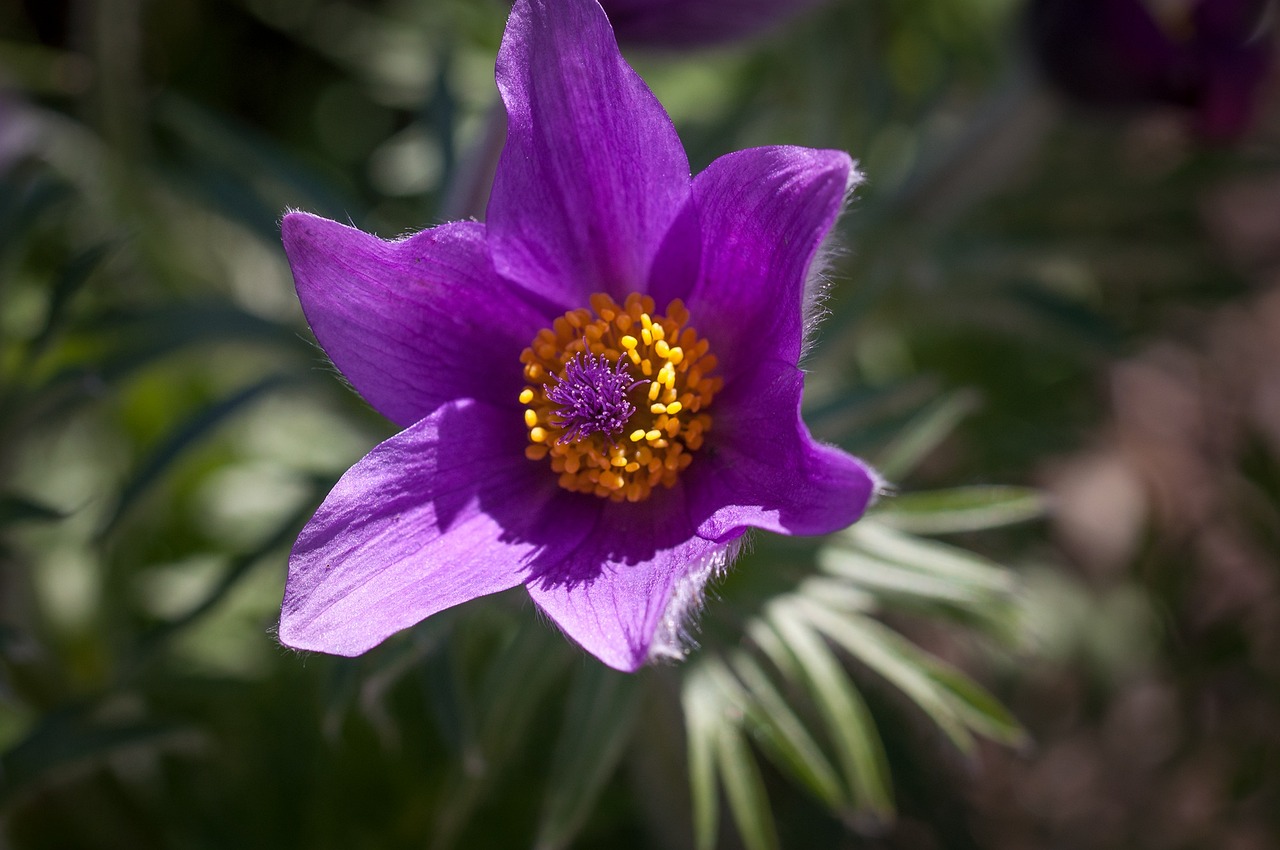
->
519, 292, 721, 502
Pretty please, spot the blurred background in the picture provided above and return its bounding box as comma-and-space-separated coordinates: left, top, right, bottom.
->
2, 0, 1279, 847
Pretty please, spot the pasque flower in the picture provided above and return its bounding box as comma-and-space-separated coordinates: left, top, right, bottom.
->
278, 0, 877, 672
1029, 0, 1274, 140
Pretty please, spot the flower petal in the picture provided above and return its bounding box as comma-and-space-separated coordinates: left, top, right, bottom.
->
279, 399, 574, 656
488, 0, 690, 307
283, 212, 550, 428
649, 145, 856, 364
524, 494, 733, 672
688, 359, 878, 543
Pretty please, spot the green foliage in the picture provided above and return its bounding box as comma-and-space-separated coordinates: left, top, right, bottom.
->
2, 0, 1271, 847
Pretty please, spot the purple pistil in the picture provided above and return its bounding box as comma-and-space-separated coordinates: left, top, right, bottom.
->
545, 351, 645, 443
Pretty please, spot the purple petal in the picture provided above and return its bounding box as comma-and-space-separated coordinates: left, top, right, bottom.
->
279, 399, 574, 655
687, 359, 878, 543
524, 493, 732, 671
488, 0, 690, 308
600, 0, 829, 47
283, 212, 550, 428
649, 146, 855, 366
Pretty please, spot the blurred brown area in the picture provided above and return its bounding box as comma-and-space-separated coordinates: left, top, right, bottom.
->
968, 157, 1280, 850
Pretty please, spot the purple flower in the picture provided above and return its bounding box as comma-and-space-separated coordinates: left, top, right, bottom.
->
599, 0, 829, 47
1029, 0, 1274, 139
278, 0, 877, 672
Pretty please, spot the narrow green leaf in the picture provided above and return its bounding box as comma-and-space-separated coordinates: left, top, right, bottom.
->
432, 618, 571, 850
715, 720, 780, 850
840, 521, 1015, 595
133, 477, 329, 659
0, 711, 191, 807
26, 243, 113, 360
922, 663, 1027, 748
722, 652, 846, 810
421, 635, 479, 766
764, 604, 894, 822
794, 576, 877, 613
475, 619, 569, 757
154, 94, 356, 234
0, 495, 66, 527
797, 602, 975, 754
874, 486, 1048, 534
0, 171, 70, 255
98, 374, 294, 538
873, 389, 979, 481
75, 303, 306, 388
536, 664, 642, 850
682, 664, 722, 850
819, 547, 992, 607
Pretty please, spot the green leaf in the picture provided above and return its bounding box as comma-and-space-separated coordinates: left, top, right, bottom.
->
432, 618, 572, 850
797, 597, 1025, 749
797, 602, 975, 754
715, 718, 780, 850
838, 521, 1015, 596
26, 242, 114, 361
819, 547, 993, 607
535, 664, 642, 850
872, 389, 979, 481
793, 575, 877, 613
0, 709, 192, 807
133, 479, 328, 657
420, 635, 480, 767
763, 603, 894, 823
922, 662, 1026, 748
721, 652, 846, 811
98, 374, 295, 539
682, 664, 723, 850
0, 495, 66, 527
474, 618, 569, 758
0, 170, 70, 255
68, 303, 306, 390
154, 94, 356, 236
874, 486, 1048, 534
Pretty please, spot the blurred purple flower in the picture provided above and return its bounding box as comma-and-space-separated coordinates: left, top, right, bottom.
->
278, 0, 877, 671
600, 0, 829, 47
1029, 0, 1274, 139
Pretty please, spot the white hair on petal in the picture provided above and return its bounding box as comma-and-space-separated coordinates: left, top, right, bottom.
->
647, 537, 746, 664
800, 162, 866, 360
866, 464, 893, 509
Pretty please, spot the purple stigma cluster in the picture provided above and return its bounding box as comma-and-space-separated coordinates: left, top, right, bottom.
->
545, 351, 644, 443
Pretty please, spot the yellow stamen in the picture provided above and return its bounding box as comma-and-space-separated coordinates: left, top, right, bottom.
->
518, 292, 721, 502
